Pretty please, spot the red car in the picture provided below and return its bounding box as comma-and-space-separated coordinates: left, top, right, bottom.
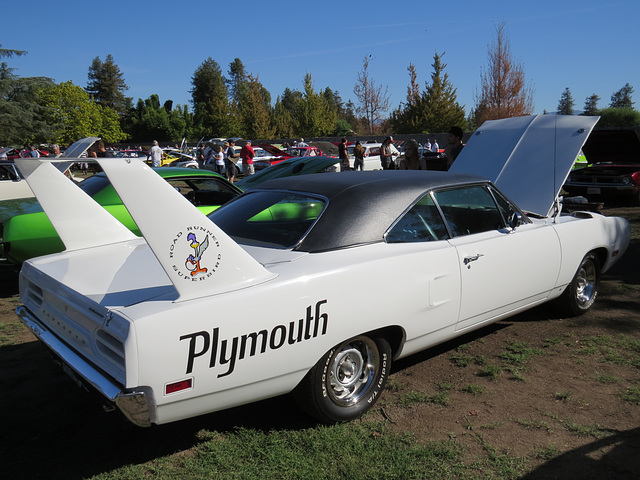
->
0, 148, 50, 160
252, 144, 293, 171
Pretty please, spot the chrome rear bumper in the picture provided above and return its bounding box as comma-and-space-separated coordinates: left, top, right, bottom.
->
16, 305, 151, 427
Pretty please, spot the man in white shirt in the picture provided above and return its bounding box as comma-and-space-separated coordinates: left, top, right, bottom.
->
148, 140, 163, 167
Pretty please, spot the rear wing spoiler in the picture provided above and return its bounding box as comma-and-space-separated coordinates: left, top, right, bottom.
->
17, 157, 276, 302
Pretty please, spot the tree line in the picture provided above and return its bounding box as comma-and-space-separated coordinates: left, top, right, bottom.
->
1, 22, 638, 147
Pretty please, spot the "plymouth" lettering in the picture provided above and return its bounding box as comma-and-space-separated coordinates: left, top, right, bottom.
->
180, 300, 328, 378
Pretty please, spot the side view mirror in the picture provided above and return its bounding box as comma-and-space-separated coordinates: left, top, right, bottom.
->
508, 211, 524, 230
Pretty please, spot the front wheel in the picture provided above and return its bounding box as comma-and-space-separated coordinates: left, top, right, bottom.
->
295, 336, 391, 423
557, 252, 600, 316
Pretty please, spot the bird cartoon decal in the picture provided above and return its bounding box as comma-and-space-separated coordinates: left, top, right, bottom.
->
185, 232, 209, 276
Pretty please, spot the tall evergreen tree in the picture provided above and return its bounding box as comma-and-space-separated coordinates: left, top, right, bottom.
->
557, 87, 574, 115
610, 83, 634, 109
190, 57, 230, 138
421, 52, 467, 133
239, 74, 275, 139
86, 54, 132, 117
582, 94, 600, 116
390, 52, 466, 134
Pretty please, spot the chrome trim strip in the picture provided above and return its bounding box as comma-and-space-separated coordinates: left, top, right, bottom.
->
16, 305, 151, 427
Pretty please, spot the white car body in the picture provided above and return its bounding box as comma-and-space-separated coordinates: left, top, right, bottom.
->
15, 116, 630, 427
0, 162, 33, 201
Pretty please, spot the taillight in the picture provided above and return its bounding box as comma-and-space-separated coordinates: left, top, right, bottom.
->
165, 378, 193, 395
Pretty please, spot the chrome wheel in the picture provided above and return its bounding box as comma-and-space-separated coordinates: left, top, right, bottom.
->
326, 337, 378, 406
556, 253, 600, 317
296, 335, 391, 423
575, 260, 597, 307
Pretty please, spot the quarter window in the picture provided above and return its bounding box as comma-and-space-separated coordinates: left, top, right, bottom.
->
386, 194, 448, 243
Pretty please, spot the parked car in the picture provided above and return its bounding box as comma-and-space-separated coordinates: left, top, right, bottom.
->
563, 128, 640, 205
0, 147, 50, 160
252, 144, 292, 171
15, 115, 630, 427
115, 150, 148, 160
287, 146, 324, 158
0, 168, 241, 264
235, 155, 339, 190
1, 137, 97, 201
0, 161, 34, 201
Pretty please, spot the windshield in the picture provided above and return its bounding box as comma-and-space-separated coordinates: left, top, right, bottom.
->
209, 191, 326, 248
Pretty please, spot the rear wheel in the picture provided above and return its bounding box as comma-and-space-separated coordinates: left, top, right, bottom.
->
557, 253, 600, 316
295, 336, 391, 423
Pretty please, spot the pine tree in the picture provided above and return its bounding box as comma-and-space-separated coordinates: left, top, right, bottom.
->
390, 53, 466, 134
421, 52, 467, 133
86, 54, 131, 117
557, 87, 574, 115
190, 58, 230, 138
582, 94, 600, 116
610, 83, 634, 109
240, 74, 275, 139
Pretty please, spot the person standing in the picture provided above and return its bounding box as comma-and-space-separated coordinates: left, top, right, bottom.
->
95, 140, 114, 158
431, 138, 439, 153
353, 141, 365, 171
338, 137, 350, 172
240, 140, 255, 176
214, 145, 225, 175
425, 139, 432, 152
446, 126, 465, 169
380, 136, 395, 170
224, 140, 240, 183
29, 146, 40, 158
196, 144, 206, 167
397, 139, 425, 170
148, 140, 163, 167
52, 144, 62, 157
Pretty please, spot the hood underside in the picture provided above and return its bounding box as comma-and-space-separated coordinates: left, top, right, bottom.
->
450, 115, 599, 217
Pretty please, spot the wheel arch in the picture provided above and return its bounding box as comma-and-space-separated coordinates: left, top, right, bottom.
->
364, 325, 406, 360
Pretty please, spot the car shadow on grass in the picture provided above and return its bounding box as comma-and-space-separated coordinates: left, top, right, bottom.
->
0, 337, 316, 480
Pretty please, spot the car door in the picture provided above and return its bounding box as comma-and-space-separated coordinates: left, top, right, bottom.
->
384, 193, 462, 351
433, 185, 561, 331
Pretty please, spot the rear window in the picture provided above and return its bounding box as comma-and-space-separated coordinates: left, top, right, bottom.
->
209, 191, 326, 248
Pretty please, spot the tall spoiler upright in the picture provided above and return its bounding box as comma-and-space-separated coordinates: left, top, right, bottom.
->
17, 157, 277, 302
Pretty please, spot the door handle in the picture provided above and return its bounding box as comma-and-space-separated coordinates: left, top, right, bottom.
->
463, 254, 484, 265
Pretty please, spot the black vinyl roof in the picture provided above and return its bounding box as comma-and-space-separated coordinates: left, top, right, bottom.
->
254, 170, 487, 252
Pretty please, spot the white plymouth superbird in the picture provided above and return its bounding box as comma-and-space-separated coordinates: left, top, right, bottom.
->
16, 116, 630, 427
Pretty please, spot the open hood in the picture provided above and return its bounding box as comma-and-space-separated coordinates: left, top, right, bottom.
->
450, 115, 599, 217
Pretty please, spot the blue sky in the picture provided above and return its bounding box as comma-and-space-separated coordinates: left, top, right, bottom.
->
4, 0, 638, 118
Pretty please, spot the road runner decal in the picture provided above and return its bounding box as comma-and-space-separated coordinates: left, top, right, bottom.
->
169, 226, 222, 281
180, 300, 328, 377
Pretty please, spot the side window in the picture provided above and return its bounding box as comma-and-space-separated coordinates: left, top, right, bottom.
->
386, 194, 449, 243
433, 185, 505, 237
169, 178, 238, 206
